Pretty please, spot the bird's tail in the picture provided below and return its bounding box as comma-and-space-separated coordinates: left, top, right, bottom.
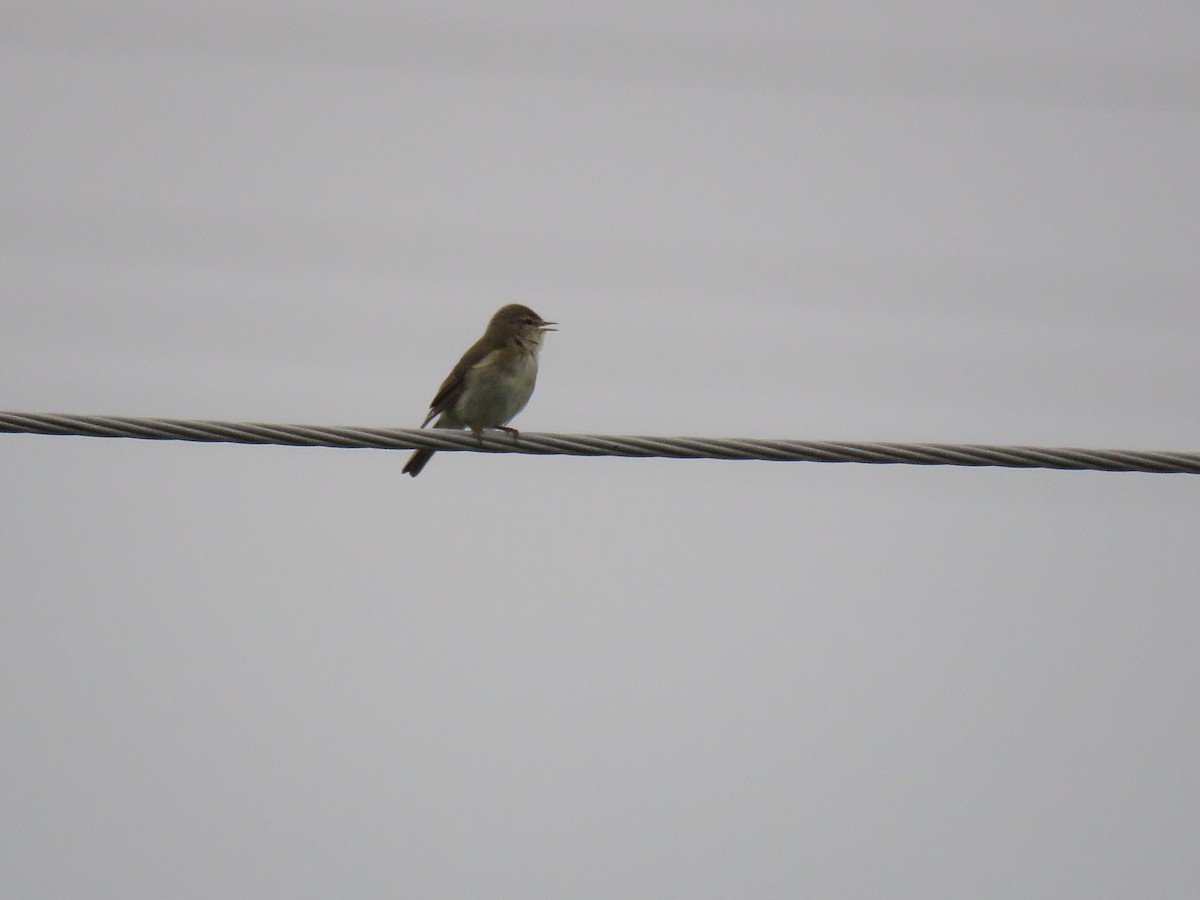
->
402, 448, 435, 477
403, 411, 460, 477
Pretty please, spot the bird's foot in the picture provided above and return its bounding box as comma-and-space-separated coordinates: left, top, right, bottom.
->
497, 426, 520, 442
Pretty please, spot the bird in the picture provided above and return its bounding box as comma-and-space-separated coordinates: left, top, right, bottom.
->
402, 304, 556, 477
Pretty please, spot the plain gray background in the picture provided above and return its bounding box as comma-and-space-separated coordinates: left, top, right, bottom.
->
3, 3, 1198, 897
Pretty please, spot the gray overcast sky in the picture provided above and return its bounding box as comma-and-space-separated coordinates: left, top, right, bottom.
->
3, 3, 1199, 898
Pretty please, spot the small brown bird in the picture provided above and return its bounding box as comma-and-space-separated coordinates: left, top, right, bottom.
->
402, 304, 556, 477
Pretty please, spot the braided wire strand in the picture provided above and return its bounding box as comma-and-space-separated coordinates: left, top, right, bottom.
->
1, 411, 1198, 474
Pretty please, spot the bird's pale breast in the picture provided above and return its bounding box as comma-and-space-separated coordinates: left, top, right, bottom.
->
455, 348, 539, 430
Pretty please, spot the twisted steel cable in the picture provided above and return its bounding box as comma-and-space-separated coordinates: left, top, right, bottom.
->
1, 411, 1197, 474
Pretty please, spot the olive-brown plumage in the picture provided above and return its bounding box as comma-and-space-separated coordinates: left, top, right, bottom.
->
402, 304, 556, 477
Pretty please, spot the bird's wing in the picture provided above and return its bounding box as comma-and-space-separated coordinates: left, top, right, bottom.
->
421, 337, 503, 427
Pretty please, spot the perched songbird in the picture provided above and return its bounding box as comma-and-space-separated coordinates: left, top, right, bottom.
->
402, 304, 556, 477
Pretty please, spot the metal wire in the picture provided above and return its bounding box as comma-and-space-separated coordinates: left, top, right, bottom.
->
1, 411, 1197, 474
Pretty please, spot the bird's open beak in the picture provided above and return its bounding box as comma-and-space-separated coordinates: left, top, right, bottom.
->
538, 321, 558, 332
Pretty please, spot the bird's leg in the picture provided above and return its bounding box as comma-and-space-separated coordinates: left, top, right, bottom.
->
496, 426, 520, 442
471, 427, 485, 445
